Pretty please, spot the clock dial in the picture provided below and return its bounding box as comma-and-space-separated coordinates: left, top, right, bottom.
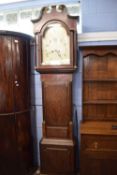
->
42, 22, 70, 65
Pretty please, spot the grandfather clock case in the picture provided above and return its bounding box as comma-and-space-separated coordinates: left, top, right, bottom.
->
32, 5, 78, 174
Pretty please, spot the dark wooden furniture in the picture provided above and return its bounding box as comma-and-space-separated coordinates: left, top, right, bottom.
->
0, 31, 34, 175
32, 5, 78, 174
80, 46, 117, 175
80, 122, 117, 175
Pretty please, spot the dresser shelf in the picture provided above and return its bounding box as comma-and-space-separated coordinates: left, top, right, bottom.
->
84, 79, 117, 82
83, 100, 117, 104
81, 46, 117, 175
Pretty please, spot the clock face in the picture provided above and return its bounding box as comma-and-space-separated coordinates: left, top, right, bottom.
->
42, 22, 70, 65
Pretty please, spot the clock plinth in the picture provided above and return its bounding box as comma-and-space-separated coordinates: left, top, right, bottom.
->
32, 5, 78, 174
40, 138, 76, 175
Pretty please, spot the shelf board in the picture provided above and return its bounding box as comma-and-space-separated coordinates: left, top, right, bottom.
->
83, 100, 117, 104
80, 121, 117, 135
84, 79, 117, 82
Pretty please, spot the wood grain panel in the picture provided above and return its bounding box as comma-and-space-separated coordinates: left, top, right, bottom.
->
83, 54, 117, 80
46, 126, 68, 138
80, 121, 117, 135
81, 135, 117, 151
0, 32, 34, 175
83, 104, 117, 121
16, 112, 33, 174
80, 134, 117, 175
12, 37, 30, 111
0, 36, 14, 113
43, 82, 72, 126
84, 82, 117, 101
0, 115, 20, 175
80, 156, 117, 175
42, 74, 72, 126
83, 104, 106, 120
40, 139, 75, 174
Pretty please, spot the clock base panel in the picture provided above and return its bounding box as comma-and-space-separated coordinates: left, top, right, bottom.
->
40, 138, 77, 175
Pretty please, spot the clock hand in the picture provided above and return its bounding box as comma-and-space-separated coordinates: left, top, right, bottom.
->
55, 50, 62, 58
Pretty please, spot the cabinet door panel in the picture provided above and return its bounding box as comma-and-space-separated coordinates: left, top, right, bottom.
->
16, 112, 33, 173
0, 36, 14, 113
12, 37, 30, 111
81, 155, 117, 175
0, 115, 20, 175
81, 134, 117, 175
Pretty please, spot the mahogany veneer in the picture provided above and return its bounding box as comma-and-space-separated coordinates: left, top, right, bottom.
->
0, 31, 34, 175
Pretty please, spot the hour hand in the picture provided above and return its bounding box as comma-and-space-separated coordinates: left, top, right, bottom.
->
55, 50, 61, 58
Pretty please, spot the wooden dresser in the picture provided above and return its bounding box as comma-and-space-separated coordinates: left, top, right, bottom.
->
80, 46, 117, 175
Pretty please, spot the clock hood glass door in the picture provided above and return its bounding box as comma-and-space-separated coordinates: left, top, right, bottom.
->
42, 22, 70, 66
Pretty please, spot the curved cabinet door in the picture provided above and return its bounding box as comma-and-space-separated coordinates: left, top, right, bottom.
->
0, 33, 34, 175
12, 37, 30, 112
16, 112, 33, 174
12, 36, 33, 173
0, 36, 14, 114
0, 115, 21, 175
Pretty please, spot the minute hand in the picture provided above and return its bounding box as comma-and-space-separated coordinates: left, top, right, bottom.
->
55, 50, 62, 58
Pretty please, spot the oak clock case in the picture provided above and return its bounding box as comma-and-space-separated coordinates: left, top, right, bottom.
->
32, 5, 78, 175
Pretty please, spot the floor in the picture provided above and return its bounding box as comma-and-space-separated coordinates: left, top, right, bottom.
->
33, 170, 79, 175
33, 169, 40, 175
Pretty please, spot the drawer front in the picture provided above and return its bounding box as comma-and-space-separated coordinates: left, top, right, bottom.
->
80, 156, 117, 175
81, 135, 117, 152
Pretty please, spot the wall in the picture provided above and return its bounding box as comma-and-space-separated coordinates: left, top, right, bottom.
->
82, 0, 117, 32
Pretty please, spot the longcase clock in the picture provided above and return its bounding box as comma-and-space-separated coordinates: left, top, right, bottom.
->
32, 5, 78, 174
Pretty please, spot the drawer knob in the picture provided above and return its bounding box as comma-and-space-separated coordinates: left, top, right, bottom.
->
93, 142, 98, 149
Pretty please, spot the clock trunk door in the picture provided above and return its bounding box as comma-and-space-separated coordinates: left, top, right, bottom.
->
42, 74, 72, 139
